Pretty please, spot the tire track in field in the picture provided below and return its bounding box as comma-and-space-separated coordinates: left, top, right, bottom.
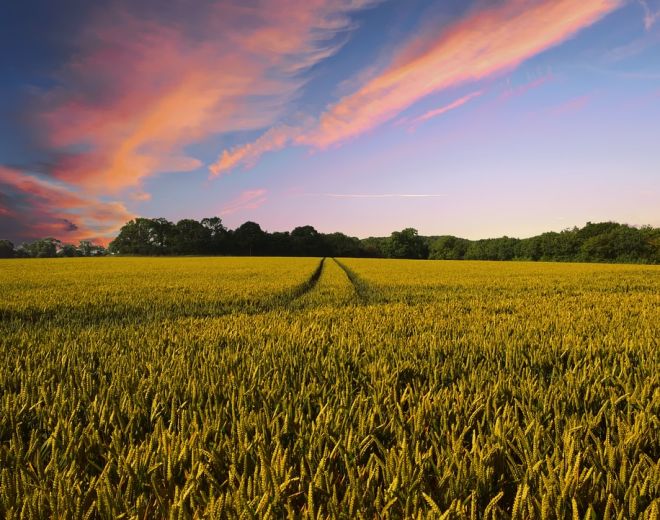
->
280, 257, 326, 303
332, 258, 373, 302
248, 257, 327, 314
2, 258, 328, 325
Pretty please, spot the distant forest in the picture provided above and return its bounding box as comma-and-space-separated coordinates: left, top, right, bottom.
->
1, 219, 659, 264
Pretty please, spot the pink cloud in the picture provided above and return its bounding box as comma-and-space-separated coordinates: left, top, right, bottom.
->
500, 73, 554, 100
32, 1, 378, 193
639, 0, 660, 29
6, 1, 378, 242
214, 0, 621, 173
210, 125, 303, 177
403, 90, 484, 128
220, 189, 268, 216
302, 0, 621, 149
316, 193, 446, 199
547, 94, 593, 118
131, 191, 152, 202
0, 167, 133, 245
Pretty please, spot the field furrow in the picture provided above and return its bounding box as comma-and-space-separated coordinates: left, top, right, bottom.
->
293, 257, 357, 308
0, 257, 658, 519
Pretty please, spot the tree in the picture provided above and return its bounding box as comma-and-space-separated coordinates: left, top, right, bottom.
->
324, 232, 362, 257
579, 225, 649, 262
150, 218, 176, 253
109, 219, 152, 255
290, 225, 326, 256
21, 238, 60, 258
385, 228, 427, 259
233, 221, 266, 256
109, 218, 175, 255
201, 217, 227, 254
516, 236, 543, 261
266, 231, 291, 256
174, 219, 211, 255
429, 236, 469, 260
58, 244, 79, 257
360, 237, 387, 258
0, 239, 14, 258
96, 217, 659, 263
78, 240, 93, 256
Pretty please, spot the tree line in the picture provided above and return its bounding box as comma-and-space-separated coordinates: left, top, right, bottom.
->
0, 238, 108, 258
1, 219, 658, 263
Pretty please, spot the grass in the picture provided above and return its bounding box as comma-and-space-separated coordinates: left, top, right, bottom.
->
0, 257, 658, 518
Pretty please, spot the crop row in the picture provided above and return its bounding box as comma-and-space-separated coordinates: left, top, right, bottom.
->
0, 258, 658, 518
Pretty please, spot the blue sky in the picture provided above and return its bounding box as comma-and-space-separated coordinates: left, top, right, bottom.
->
0, 0, 658, 244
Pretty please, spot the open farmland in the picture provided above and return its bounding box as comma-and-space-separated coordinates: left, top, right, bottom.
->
0, 257, 658, 519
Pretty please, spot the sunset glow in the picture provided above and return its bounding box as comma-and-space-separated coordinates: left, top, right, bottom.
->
1, 0, 659, 243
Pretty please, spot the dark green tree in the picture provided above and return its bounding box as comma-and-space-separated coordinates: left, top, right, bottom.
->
201, 217, 228, 254
429, 236, 470, 260
233, 221, 266, 256
0, 239, 14, 258
109, 218, 173, 255
385, 228, 427, 259
266, 232, 292, 256
58, 244, 79, 257
174, 219, 211, 255
324, 232, 362, 257
291, 226, 326, 256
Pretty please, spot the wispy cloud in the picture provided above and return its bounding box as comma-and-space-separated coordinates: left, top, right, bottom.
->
214, 0, 622, 173
220, 189, 268, 216
210, 124, 305, 177
403, 90, 484, 128
500, 73, 554, 100
639, 0, 660, 29
5, 1, 378, 242
548, 94, 593, 117
22, 1, 378, 194
311, 193, 447, 199
302, 0, 621, 148
131, 191, 152, 202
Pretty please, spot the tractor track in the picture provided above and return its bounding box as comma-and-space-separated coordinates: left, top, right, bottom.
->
332, 258, 372, 302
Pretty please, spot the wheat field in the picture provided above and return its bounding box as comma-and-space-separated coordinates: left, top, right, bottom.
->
0, 257, 658, 519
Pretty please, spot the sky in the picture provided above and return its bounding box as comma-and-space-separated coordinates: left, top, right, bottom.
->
0, 0, 659, 245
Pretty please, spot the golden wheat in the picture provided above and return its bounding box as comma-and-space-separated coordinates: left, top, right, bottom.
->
0, 257, 658, 518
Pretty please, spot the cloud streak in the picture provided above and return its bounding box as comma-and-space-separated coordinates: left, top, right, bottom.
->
317, 193, 447, 199
4, 1, 379, 241
33, 1, 377, 193
404, 90, 484, 128
211, 0, 621, 174
210, 124, 305, 177
302, 0, 621, 149
639, 0, 660, 29
220, 189, 268, 216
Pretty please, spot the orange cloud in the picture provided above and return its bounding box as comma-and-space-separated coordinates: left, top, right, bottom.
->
500, 73, 554, 100
210, 125, 302, 177
220, 189, 268, 216
33, 1, 377, 193
131, 191, 152, 202
5, 1, 378, 242
404, 90, 484, 128
0, 167, 133, 245
301, 0, 621, 148
213, 0, 621, 173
